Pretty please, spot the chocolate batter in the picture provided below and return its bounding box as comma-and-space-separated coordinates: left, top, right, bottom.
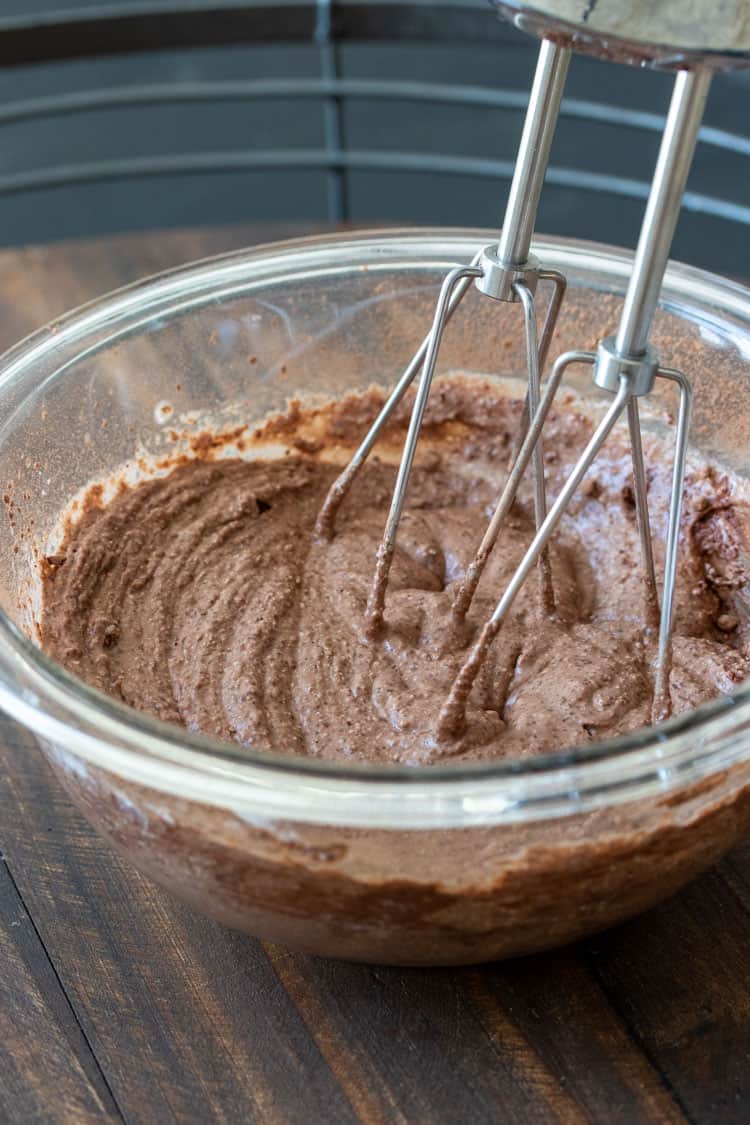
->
39, 376, 750, 766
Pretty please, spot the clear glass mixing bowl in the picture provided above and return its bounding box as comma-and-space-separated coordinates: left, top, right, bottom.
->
2, 228, 750, 965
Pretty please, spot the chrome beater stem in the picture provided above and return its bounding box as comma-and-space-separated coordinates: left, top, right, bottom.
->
363, 262, 483, 638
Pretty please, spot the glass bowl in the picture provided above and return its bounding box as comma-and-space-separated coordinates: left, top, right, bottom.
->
2, 228, 750, 966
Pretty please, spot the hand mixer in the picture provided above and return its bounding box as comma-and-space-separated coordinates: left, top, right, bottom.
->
317, 2, 750, 745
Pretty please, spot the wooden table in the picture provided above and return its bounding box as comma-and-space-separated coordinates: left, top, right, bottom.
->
1, 226, 750, 1125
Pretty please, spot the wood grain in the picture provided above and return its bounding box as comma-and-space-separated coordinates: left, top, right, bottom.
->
0, 852, 121, 1124
587, 868, 750, 1124
1, 722, 357, 1125
2, 718, 692, 1125
0, 226, 749, 1123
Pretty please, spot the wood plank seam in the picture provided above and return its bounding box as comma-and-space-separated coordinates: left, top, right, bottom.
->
1, 851, 128, 1123
458, 970, 588, 1123
584, 950, 698, 1125
262, 945, 377, 1123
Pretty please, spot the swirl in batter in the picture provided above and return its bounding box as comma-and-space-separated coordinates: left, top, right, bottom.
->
40, 377, 750, 765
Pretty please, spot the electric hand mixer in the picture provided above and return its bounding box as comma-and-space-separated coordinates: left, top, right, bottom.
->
316, 1, 750, 743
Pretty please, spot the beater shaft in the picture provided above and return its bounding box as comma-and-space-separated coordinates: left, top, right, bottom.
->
601, 68, 708, 718
440, 66, 710, 739
315, 40, 571, 556
360, 42, 571, 631
493, 38, 570, 283
616, 72, 711, 357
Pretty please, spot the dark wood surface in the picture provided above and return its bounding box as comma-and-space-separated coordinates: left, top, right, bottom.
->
1, 226, 750, 1124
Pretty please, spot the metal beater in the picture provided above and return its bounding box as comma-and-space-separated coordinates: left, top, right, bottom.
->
315, 36, 571, 573
317, 2, 749, 743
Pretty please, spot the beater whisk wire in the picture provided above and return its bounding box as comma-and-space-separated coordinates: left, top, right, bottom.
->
652, 367, 693, 720
627, 396, 661, 632
363, 260, 483, 638
439, 358, 631, 740
450, 274, 562, 623
314, 257, 482, 542
515, 280, 554, 614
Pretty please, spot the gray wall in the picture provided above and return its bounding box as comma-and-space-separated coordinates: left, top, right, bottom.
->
0, 1, 747, 276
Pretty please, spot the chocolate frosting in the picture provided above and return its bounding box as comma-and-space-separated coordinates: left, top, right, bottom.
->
40, 377, 750, 766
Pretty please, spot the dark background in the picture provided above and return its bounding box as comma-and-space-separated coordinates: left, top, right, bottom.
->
0, 0, 748, 276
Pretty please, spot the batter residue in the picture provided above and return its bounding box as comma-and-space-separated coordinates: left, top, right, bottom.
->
39, 377, 750, 765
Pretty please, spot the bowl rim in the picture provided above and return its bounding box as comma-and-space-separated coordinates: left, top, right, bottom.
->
1, 226, 749, 826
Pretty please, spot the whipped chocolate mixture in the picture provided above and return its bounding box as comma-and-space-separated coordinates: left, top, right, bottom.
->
39, 377, 750, 766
